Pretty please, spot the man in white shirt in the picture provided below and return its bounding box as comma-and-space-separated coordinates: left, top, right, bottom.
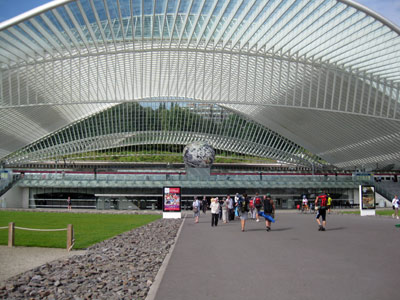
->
210, 197, 220, 227
302, 195, 308, 213
392, 195, 399, 219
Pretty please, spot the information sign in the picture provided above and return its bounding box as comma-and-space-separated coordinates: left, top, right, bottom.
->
163, 187, 181, 218
359, 185, 376, 216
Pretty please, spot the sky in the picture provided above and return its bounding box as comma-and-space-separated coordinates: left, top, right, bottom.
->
0, 0, 399, 26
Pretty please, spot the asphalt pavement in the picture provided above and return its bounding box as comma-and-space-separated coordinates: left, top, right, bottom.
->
153, 210, 400, 300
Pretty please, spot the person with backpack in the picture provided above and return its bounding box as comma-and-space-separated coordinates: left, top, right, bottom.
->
249, 197, 256, 219
315, 190, 328, 231
263, 193, 275, 231
239, 194, 250, 231
253, 193, 262, 222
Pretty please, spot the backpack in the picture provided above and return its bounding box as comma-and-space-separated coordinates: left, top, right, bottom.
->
319, 194, 328, 208
240, 197, 248, 213
255, 197, 261, 207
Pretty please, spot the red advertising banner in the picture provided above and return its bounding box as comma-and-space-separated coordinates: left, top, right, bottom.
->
163, 187, 181, 212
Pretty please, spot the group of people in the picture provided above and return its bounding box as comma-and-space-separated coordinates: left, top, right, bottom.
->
301, 194, 332, 214
192, 193, 275, 232
193, 190, 333, 232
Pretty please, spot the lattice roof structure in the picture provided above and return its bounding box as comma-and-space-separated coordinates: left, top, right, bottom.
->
0, 0, 399, 170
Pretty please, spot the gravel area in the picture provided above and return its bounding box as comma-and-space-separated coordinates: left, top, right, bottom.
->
0, 218, 182, 299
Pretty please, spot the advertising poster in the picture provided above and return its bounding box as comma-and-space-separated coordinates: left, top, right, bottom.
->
163, 187, 181, 212
361, 185, 376, 210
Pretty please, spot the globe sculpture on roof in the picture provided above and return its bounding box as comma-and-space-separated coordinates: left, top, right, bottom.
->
183, 142, 215, 168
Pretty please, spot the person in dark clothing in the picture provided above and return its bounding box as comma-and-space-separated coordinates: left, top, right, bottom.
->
67, 196, 72, 211
202, 196, 207, 214
263, 193, 275, 231
227, 194, 234, 221
239, 194, 250, 232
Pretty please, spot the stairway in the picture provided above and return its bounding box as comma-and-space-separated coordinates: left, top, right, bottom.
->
0, 174, 22, 197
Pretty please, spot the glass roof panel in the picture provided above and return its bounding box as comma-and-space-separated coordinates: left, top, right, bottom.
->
67, 1, 86, 27
79, 0, 97, 24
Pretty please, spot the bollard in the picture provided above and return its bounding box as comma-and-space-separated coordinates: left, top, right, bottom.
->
8, 222, 14, 247
67, 224, 73, 251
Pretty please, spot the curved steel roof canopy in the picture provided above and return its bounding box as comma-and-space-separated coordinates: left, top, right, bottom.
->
0, 0, 399, 170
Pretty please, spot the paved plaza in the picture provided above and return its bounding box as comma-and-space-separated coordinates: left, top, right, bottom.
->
153, 211, 399, 300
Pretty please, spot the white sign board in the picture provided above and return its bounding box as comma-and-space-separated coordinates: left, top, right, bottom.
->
359, 185, 376, 216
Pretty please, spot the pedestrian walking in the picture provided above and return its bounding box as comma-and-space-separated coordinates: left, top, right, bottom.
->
202, 196, 207, 214
253, 193, 262, 222
67, 196, 72, 211
210, 197, 220, 227
227, 194, 234, 221
218, 197, 223, 220
222, 197, 228, 223
263, 193, 275, 231
193, 197, 201, 223
249, 197, 256, 219
239, 194, 250, 232
315, 190, 328, 231
301, 195, 308, 213
327, 194, 332, 214
392, 195, 399, 219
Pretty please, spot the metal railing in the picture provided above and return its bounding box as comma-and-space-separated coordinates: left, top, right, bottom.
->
20, 172, 368, 184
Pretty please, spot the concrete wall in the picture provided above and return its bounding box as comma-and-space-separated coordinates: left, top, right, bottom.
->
0, 186, 29, 208
376, 192, 392, 208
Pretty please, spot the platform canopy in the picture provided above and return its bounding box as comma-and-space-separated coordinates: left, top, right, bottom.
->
0, 0, 399, 170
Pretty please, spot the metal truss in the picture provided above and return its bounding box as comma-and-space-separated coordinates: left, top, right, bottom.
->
0, 0, 400, 170
3, 102, 322, 167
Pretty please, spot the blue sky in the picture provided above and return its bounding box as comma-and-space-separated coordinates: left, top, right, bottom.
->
0, 0, 399, 26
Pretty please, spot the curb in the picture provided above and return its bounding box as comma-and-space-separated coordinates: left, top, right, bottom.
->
146, 213, 186, 300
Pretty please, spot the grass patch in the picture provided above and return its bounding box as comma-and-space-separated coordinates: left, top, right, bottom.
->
0, 211, 161, 249
338, 209, 395, 216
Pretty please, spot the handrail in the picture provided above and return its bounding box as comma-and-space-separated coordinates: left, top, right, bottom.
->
14, 226, 67, 232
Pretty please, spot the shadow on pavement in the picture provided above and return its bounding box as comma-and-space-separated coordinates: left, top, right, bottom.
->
325, 227, 346, 231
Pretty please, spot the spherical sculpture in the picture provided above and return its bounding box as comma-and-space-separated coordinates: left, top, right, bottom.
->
183, 142, 215, 168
